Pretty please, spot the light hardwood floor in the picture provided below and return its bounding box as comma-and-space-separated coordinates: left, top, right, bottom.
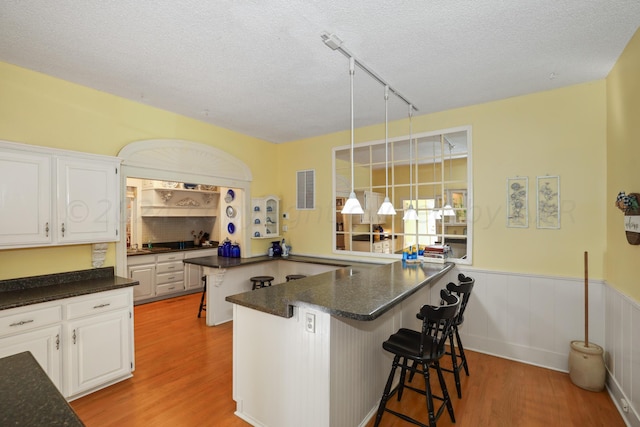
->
71, 293, 626, 427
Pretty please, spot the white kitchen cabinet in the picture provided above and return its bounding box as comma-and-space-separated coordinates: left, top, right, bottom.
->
184, 249, 216, 290
0, 148, 52, 246
66, 309, 131, 397
65, 288, 133, 399
251, 195, 279, 239
0, 325, 63, 389
127, 255, 155, 301
0, 140, 121, 249
0, 287, 133, 399
56, 156, 119, 244
155, 252, 185, 296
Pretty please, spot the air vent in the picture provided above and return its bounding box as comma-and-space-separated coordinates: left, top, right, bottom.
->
297, 170, 315, 210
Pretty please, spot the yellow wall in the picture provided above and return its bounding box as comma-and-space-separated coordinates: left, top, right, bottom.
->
605, 29, 640, 301
0, 59, 610, 283
281, 82, 607, 278
0, 62, 279, 279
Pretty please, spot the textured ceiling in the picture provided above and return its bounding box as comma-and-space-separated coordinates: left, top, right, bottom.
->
1, 1, 639, 143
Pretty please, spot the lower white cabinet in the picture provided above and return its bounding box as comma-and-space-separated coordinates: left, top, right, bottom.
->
127, 254, 156, 300
184, 249, 216, 290
67, 309, 131, 397
0, 324, 62, 390
0, 287, 134, 399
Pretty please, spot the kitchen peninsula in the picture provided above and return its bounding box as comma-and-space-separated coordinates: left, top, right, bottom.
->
185, 255, 454, 427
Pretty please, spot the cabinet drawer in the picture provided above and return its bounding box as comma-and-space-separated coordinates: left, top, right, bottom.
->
156, 252, 184, 262
66, 291, 130, 320
156, 281, 185, 296
156, 271, 184, 285
156, 261, 183, 274
0, 305, 62, 337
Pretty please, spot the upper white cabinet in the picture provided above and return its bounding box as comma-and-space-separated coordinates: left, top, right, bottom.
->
0, 149, 52, 245
0, 140, 120, 249
56, 156, 119, 243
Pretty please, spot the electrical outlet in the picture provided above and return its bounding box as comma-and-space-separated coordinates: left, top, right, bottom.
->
305, 313, 315, 333
283, 225, 288, 232
621, 398, 629, 413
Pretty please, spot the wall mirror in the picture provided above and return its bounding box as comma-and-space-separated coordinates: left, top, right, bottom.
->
333, 126, 472, 264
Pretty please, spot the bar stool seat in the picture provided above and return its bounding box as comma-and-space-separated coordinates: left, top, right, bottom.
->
286, 274, 306, 281
250, 275, 274, 290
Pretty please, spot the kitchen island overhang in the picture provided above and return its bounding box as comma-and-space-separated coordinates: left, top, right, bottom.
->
213, 256, 454, 427
225, 259, 453, 321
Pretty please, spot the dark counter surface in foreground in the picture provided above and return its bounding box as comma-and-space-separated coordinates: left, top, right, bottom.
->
215, 255, 453, 321
0, 267, 138, 311
0, 352, 85, 426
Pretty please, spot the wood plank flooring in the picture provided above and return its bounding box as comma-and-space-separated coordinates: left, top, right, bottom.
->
71, 293, 625, 427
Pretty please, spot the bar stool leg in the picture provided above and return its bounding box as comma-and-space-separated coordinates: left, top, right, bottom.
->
455, 326, 469, 376
197, 276, 206, 318
374, 355, 401, 427
448, 329, 462, 398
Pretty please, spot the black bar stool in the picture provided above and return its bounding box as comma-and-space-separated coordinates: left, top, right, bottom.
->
374, 290, 460, 427
285, 274, 306, 281
441, 273, 475, 398
250, 275, 274, 290
408, 274, 475, 399
197, 276, 206, 318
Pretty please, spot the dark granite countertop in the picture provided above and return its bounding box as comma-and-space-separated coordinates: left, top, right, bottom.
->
0, 352, 85, 426
222, 258, 453, 321
183, 254, 355, 269
0, 267, 138, 311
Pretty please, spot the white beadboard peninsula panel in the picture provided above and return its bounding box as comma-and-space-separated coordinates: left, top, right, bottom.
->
230, 271, 446, 427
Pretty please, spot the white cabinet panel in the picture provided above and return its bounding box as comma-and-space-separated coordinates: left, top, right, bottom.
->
129, 263, 155, 300
0, 149, 52, 245
0, 141, 121, 249
0, 325, 62, 390
67, 309, 131, 397
56, 157, 119, 244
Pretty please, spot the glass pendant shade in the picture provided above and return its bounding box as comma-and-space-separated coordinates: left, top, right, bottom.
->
443, 204, 456, 216
403, 204, 419, 221
342, 192, 364, 214
377, 197, 396, 215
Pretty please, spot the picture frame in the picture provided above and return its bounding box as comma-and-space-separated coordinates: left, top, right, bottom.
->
507, 177, 528, 228
536, 175, 560, 229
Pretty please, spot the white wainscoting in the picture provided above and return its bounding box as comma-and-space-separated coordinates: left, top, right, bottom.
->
453, 266, 638, 426
605, 283, 640, 427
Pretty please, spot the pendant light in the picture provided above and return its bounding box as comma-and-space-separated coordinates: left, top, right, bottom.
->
403, 106, 419, 221
377, 85, 396, 216
341, 57, 364, 215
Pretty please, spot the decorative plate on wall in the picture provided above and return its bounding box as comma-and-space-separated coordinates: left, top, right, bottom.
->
224, 189, 235, 203
226, 206, 236, 218
227, 223, 235, 234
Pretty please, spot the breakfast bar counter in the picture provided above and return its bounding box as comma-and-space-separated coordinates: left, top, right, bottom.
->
220, 257, 456, 427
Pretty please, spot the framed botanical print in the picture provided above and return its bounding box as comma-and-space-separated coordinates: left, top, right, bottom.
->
536, 175, 560, 229
507, 177, 528, 228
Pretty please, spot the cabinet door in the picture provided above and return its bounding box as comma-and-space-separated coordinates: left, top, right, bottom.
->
67, 309, 131, 397
129, 264, 155, 300
0, 150, 52, 246
185, 263, 204, 290
56, 157, 119, 244
0, 325, 62, 390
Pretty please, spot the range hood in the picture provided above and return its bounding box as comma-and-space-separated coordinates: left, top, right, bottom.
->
140, 181, 219, 217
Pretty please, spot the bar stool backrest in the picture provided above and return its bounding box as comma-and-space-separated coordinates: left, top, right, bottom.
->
446, 277, 475, 326
418, 291, 460, 360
